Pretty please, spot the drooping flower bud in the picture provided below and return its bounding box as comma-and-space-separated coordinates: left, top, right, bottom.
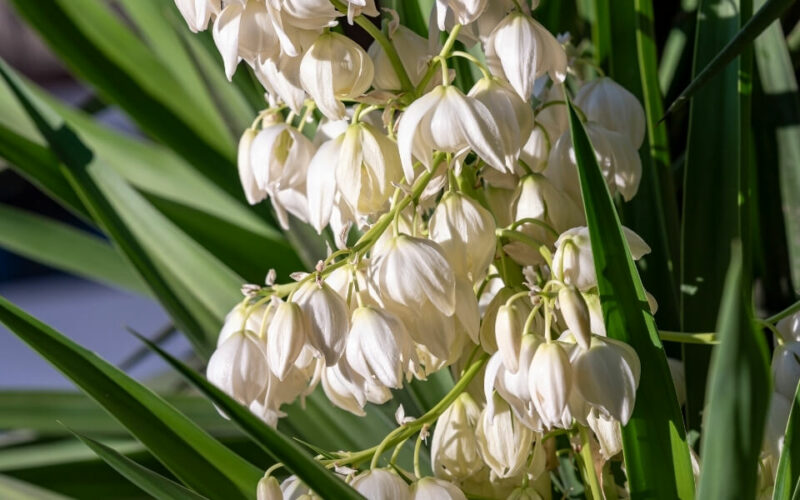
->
410, 477, 467, 500
519, 126, 549, 173
280, 0, 340, 30
345, 306, 413, 388
431, 393, 483, 480
397, 85, 508, 181
476, 392, 534, 478
495, 303, 527, 373
351, 469, 411, 500
213, 1, 280, 80
372, 234, 457, 316
300, 32, 374, 120
558, 286, 592, 350
429, 191, 496, 283
175, 0, 220, 33
484, 12, 566, 100
485, 334, 544, 431
238, 128, 265, 204
552, 226, 650, 291
436, 0, 489, 30
257, 475, 283, 500
574, 77, 646, 148
573, 336, 640, 424
207, 326, 269, 406
528, 341, 572, 429
267, 301, 311, 380
293, 280, 350, 365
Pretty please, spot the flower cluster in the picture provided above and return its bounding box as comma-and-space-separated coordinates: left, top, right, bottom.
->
177, 0, 652, 497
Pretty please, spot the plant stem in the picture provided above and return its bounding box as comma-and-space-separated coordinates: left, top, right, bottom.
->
415, 24, 463, 95
766, 299, 800, 324
658, 330, 718, 344
578, 426, 603, 500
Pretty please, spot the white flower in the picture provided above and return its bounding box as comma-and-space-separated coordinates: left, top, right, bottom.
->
519, 126, 549, 173
574, 77, 646, 148
558, 286, 592, 350
552, 226, 651, 291
586, 409, 622, 460
484, 12, 566, 100
777, 312, 800, 343
476, 392, 534, 478
765, 391, 791, 458
528, 341, 573, 429
257, 475, 283, 500
293, 280, 350, 365
299, 32, 374, 120
250, 356, 318, 426
468, 77, 535, 168
429, 191, 496, 283
436, 0, 489, 30
345, 0, 378, 24
207, 328, 269, 406
431, 393, 483, 480
372, 234, 456, 316
238, 128, 266, 204
280, 0, 340, 30
266, 301, 311, 380
280, 475, 314, 499
573, 336, 640, 424
351, 469, 411, 500
306, 138, 343, 233
321, 356, 391, 416
213, 0, 280, 80
345, 306, 413, 388
336, 122, 403, 215
397, 85, 508, 181
547, 122, 643, 202
175, 0, 220, 32
479, 287, 513, 352
254, 54, 307, 113
495, 303, 527, 373
369, 25, 439, 92
410, 477, 467, 500
485, 334, 544, 431
772, 341, 800, 400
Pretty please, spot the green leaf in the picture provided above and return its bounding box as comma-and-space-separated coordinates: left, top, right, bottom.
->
133, 333, 366, 500
664, 0, 794, 117
384, 0, 432, 38
775, 382, 800, 500
697, 243, 770, 499
0, 204, 147, 295
0, 296, 261, 499
0, 439, 145, 472
566, 100, 695, 499
70, 431, 208, 500
0, 474, 72, 500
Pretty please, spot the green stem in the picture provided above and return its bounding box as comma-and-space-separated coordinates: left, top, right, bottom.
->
496, 228, 549, 251
415, 24, 463, 96
766, 299, 800, 324
508, 217, 559, 238
658, 330, 718, 344
578, 426, 603, 500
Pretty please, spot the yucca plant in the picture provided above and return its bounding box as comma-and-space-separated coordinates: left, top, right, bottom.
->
0, 0, 798, 498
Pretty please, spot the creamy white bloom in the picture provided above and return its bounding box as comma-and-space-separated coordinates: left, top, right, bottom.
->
372, 234, 456, 316
429, 191, 496, 283
351, 469, 411, 500
431, 393, 483, 480
558, 286, 592, 350
534, 82, 568, 142
777, 312, 800, 343
346, 306, 413, 388
484, 335, 544, 431
468, 77, 535, 168
436, 0, 489, 30
552, 226, 651, 291
336, 122, 403, 215
573, 336, 640, 424
213, 0, 279, 80
207, 328, 269, 406
485, 12, 567, 100
322, 356, 391, 415
257, 475, 283, 500
519, 126, 549, 173
280, 475, 315, 500
218, 302, 271, 345
254, 54, 307, 113
479, 287, 514, 352
238, 128, 266, 204
344, 0, 378, 23
280, 0, 340, 30
547, 122, 643, 202
772, 341, 800, 400
528, 341, 572, 429
586, 409, 622, 460
299, 32, 374, 120
495, 303, 526, 373
306, 138, 343, 233
293, 280, 349, 365
397, 85, 508, 181
175, 0, 220, 33
266, 301, 311, 380
765, 391, 791, 458
574, 77, 646, 148
476, 392, 534, 478
410, 477, 467, 500
369, 24, 439, 92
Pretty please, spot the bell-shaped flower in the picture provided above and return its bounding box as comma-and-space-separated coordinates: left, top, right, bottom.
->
431, 393, 483, 480
293, 280, 350, 365
266, 301, 311, 380
257, 475, 282, 500
371, 234, 456, 316
397, 85, 508, 182
351, 469, 411, 500
175, 0, 220, 33
346, 306, 413, 388
476, 392, 534, 478
398, 299, 458, 362
552, 226, 650, 291
484, 12, 566, 100
454, 278, 481, 344
336, 122, 403, 215
479, 287, 514, 352
484, 335, 544, 431
777, 312, 800, 343
586, 409, 622, 460
547, 122, 642, 202
250, 353, 319, 426
772, 341, 800, 400
218, 301, 271, 346
213, 0, 280, 80
344, 0, 378, 23
280, 0, 341, 30
534, 82, 568, 142
429, 191, 496, 283
558, 285, 592, 350
370, 23, 440, 92
495, 303, 527, 373
321, 356, 391, 415
238, 128, 266, 204
528, 341, 573, 429
468, 77, 535, 168
254, 54, 307, 113
410, 477, 467, 500
306, 138, 343, 233
436, 0, 489, 30
574, 77, 646, 148
519, 126, 549, 173
207, 327, 269, 406
573, 336, 640, 424
280, 475, 315, 499
299, 32, 374, 120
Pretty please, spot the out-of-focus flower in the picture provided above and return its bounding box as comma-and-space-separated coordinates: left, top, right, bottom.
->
431, 393, 483, 480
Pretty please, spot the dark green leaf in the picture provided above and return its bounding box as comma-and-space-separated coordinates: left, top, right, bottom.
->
567, 100, 695, 499
0, 474, 73, 500
774, 381, 800, 500
0, 296, 260, 499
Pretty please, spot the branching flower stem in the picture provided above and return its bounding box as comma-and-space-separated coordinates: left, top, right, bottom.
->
578, 426, 603, 500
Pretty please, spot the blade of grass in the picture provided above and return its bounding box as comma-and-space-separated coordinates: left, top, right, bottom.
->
774, 382, 800, 500
567, 100, 695, 499
696, 243, 770, 499
0, 474, 72, 500
0, 296, 261, 499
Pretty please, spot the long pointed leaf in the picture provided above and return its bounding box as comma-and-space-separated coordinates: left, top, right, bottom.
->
0, 296, 261, 499
0, 474, 72, 500
775, 382, 800, 500
567, 100, 695, 499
